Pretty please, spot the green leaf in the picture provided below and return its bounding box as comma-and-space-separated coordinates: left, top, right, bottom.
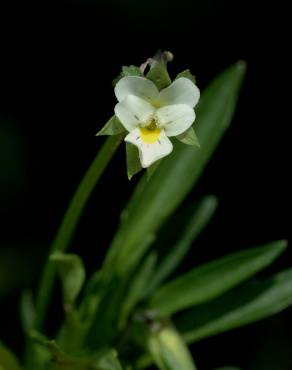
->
50, 252, 86, 306
176, 127, 200, 146
176, 267, 292, 344
146, 62, 171, 90
96, 115, 126, 136
104, 61, 246, 277
113, 65, 143, 86
119, 253, 157, 327
0, 343, 22, 370
148, 326, 197, 370
126, 143, 142, 180
175, 69, 196, 84
20, 290, 35, 334
146, 196, 218, 295
149, 240, 287, 316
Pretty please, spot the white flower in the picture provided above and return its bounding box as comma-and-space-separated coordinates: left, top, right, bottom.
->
114, 76, 200, 168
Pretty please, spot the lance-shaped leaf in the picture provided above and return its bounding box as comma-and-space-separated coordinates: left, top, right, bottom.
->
149, 240, 287, 316
20, 290, 35, 334
175, 267, 292, 344
146, 196, 218, 295
50, 252, 85, 306
148, 325, 197, 370
0, 343, 22, 370
119, 253, 157, 327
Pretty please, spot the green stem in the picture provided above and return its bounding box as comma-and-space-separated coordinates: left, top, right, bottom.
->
34, 135, 123, 330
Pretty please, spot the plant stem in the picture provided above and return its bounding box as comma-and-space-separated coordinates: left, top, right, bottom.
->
34, 135, 123, 330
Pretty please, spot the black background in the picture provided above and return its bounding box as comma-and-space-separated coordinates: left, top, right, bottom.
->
0, 0, 290, 369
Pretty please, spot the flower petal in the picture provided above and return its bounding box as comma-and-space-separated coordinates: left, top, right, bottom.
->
158, 77, 200, 108
156, 104, 195, 137
125, 128, 173, 168
114, 95, 155, 132
115, 76, 159, 102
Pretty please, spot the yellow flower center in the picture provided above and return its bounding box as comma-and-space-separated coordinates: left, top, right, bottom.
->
140, 120, 161, 144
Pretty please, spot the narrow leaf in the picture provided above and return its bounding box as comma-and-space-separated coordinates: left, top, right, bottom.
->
176, 127, 200, 146
148, 326, 197, 370
126, 143, 142, 180
149, 240, 287, 316
50, 252, 86, 305
20, 290, 35, 334
120, 253, 157, 327
96, 115, 126, 136
146, 196, 218, 294
175, 267, 292, 343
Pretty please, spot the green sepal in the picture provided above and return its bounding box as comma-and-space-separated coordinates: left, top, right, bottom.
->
96, 115, 126, 136
50, 252, 86, 306
148, 325, 197, 370
0, 343, 22, 370
146, 62, 172, 91
176, 127, 200, 147
175, 69, 196, 84
113, 65, 143, 86
126, 143, 142, 180
146, 159, 161, 180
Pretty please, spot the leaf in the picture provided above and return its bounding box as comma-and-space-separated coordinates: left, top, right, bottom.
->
146, 62, 171, 90
96, 115, 126, 136
126, 143, 142, 180
20, 290, 35, 334
148, 325, 197, 370
175, 69, 196, 84
0, 343, 22, 370
146, 196, 218, 295
176, 127, 200, 146
149, 240, 287, 316
50, 252, 86, 306
113, 65, 143, 86
104, 61, 246, 276
119, 253, 157, 327
175, 267, 292, 344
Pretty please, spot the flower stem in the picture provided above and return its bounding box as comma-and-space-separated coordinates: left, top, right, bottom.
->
34, 135, 123, 330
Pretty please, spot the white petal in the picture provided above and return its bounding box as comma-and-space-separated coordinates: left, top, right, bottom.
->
156, 104, 195, 137
158, 77, 200, 108
115, 76, 159, 102
125, 128, 173, 168
114, 95, 155, 132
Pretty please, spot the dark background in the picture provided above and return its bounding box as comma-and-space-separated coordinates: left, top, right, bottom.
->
0, 0, 290, 369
